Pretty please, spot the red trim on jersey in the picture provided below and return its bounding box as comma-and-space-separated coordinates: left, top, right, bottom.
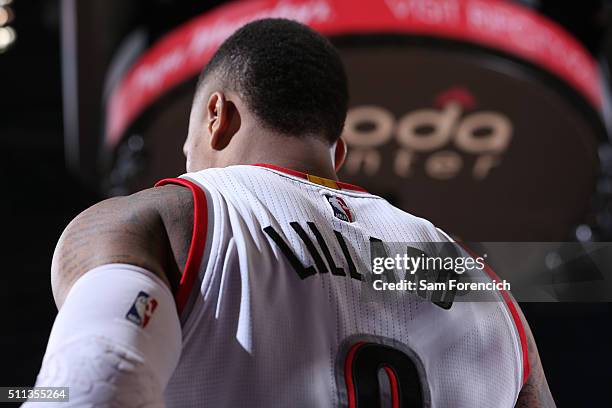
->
481, 263, 530, 385
251, 163, 368, 193
344, 341, 365, 408
155, 177, 208, 315
458, 243, 531, 385
383, 365, 400, 408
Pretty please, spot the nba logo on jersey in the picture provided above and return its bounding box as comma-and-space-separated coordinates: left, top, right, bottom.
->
126, 291, 158, 328
325, 194, 354, 222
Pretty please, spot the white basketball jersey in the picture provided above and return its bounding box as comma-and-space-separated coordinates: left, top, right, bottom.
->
157, 164, 527, 408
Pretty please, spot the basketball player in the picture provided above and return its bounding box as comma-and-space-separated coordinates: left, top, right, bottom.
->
26, 19, 555, 407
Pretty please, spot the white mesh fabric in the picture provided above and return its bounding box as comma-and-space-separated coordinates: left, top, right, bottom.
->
164, 165, 522, 408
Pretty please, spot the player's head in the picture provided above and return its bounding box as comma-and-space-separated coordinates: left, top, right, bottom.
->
184, 18, 349, 172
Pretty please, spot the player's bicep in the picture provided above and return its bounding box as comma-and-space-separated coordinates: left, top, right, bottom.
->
51, 192, 169, 307
29, 192, 183, 405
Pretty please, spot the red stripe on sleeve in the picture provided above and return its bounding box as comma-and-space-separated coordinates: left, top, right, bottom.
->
481, 263, 531, 385
155, 177, 208, 315
457, 243, 530, 385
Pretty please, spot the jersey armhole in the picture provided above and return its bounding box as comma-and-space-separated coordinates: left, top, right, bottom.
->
155, 177, 208, 316
451, 239, 531, 386
482, 263, 530, 386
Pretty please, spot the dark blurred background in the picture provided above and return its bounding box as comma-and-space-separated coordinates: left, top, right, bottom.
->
1, 0, 611, 406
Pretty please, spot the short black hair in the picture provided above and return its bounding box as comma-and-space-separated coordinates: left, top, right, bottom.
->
198, 18, 348, 143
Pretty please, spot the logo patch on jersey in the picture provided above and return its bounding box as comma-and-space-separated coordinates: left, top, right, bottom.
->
325, 194, 354, 222
126, 291, 158, 328
307, 174, 340, 189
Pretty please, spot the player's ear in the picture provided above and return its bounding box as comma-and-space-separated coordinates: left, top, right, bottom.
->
207, 91, 238, 150
332, 137, 347, 172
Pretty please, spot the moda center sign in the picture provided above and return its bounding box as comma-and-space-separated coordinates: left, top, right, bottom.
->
343, 87, 512, 181
336, 36, 600, 240
105, 0, 606, 241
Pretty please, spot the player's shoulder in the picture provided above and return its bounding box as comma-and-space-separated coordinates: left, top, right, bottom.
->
182, 164, 247, 180
87, 183, 193, 221
379, 200, 448, 241
52, 184, 194, 305
73, 183, 195, 259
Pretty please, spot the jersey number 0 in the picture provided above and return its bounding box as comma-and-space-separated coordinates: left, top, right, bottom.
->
343, 341, 425, 408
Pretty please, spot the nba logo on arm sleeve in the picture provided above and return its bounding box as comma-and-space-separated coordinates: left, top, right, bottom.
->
126, 291, 159, 328
325, 194, 354, 222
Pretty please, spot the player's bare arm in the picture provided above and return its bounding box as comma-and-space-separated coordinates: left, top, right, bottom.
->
51, 184, 193, 307
23, 185, 193, 407
514, 301, 556, 408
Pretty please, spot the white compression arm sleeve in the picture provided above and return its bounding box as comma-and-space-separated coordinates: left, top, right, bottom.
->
23, 264, 182, 407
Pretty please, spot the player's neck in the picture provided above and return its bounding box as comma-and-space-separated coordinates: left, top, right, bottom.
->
236, 130, 339, 181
